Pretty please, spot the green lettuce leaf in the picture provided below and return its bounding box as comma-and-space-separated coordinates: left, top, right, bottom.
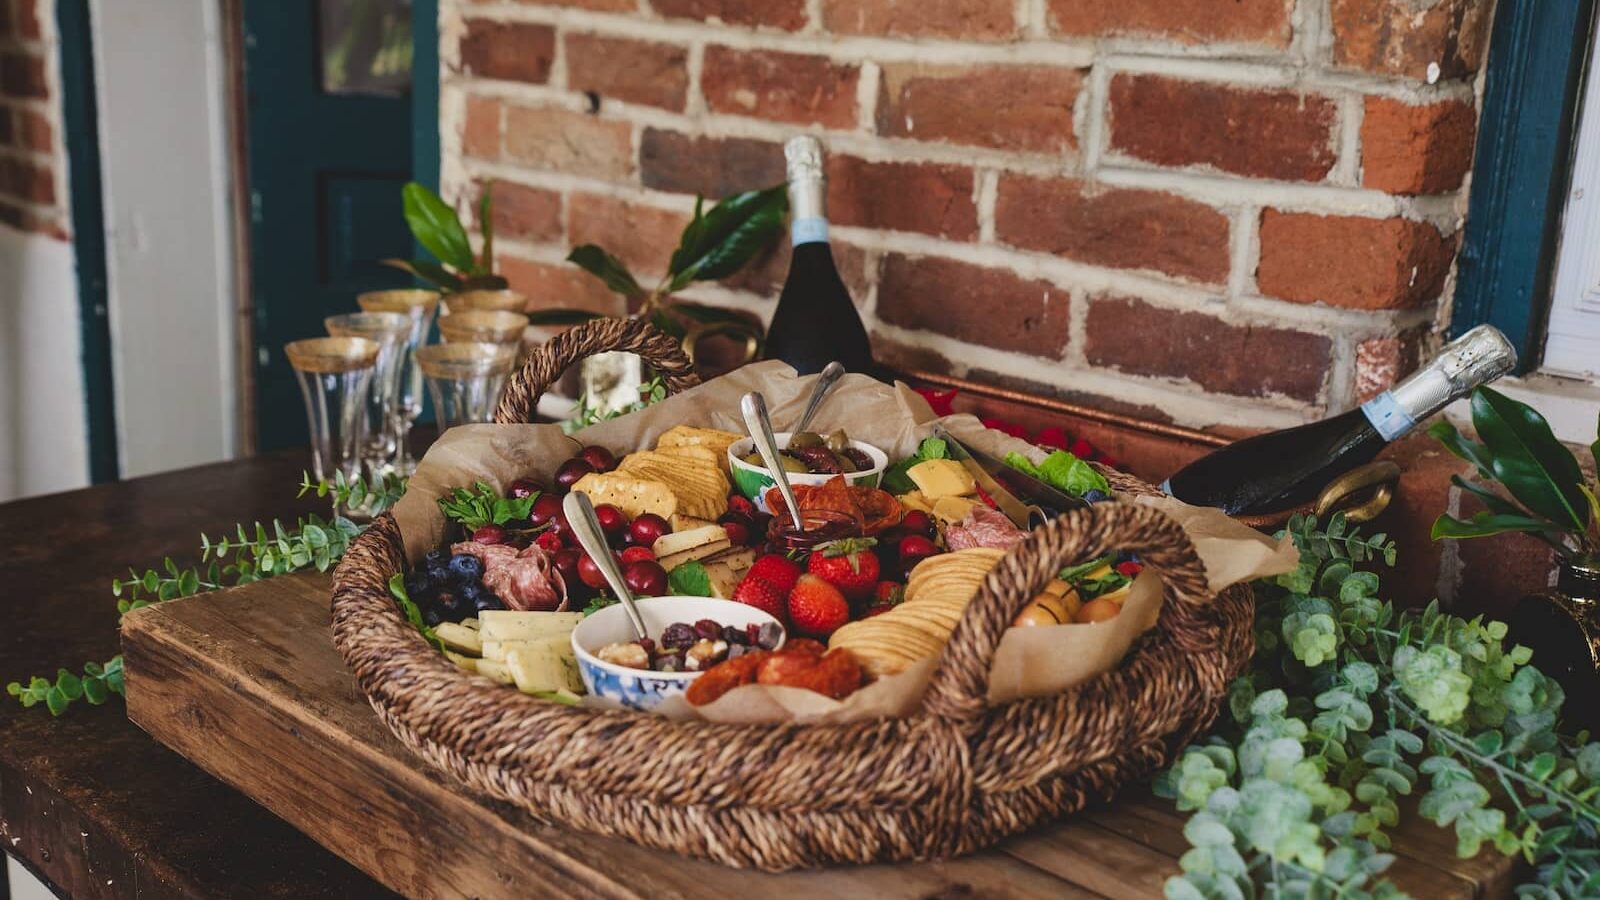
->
1006, 449, 1109, 497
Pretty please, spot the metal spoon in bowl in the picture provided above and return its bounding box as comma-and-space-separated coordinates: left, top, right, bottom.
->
563, 491, 648, 641
740, 391, 801, 526
792, 361, 845, 435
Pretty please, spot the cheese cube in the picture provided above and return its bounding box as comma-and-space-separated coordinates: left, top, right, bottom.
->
474, 658, 516, 685
907, 459, 976, 499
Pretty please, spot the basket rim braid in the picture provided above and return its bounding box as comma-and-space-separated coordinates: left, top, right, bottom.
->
330, 317, 1255, 871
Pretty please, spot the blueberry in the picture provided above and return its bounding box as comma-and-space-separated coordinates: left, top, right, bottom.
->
472, 587, 505, 613
424, 563, 450, 586
421, 601, 445, 627
435, 591, 469, 623
1083, 489, 1109, 504
423, 548, 448, 568
403, 571, 434, 602
448, 553, 484, 583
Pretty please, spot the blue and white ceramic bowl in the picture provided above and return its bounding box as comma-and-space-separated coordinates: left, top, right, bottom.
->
571, 596, 785, 713
727, 432, 888, 514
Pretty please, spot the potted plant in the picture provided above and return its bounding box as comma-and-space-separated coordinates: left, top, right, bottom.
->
1430, 386, 1600, 729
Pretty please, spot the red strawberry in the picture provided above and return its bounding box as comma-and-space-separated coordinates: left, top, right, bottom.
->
1116, 560, 1143, 577
787, 575, 850, 638
807, 538, 880, 603
533, 531, 565, 553
731, 573, 786, 622
747, 553, 803, 595
865, 581, 905, 617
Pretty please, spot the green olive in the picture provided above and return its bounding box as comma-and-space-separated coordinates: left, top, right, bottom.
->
825, 429, 850, 453
780, 455, 809, 473
834, 451, 858, 473
788, 431, 824, 450
742, 452, 765, 467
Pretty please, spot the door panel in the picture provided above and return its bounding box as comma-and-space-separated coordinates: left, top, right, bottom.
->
244, 0, 415, 451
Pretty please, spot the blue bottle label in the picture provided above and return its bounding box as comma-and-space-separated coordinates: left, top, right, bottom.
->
791, 216, 828, 246
1360, 391, 1415, 442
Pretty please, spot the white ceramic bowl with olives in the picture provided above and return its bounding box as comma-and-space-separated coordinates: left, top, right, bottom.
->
726, 431, 888, 513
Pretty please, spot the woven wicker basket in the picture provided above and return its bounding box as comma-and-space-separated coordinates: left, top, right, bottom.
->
330, 318, 1255, 871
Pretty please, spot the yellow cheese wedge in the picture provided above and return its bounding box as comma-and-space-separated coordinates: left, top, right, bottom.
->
907, 458, 976, 499
932, 495, 981, 525
898, 490, 934, 514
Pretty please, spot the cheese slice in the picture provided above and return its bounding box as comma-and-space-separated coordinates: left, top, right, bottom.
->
443, 650, 479, 673
651, 524, 729, 558
474, 658, 516, 685
482, 634, 571, 663
907, 459, 976, 499
507, 648, 584, 694
478, 610, 583, 643
433, 622, 483, 656
932, 495, 981, 525
658, 538, 732, 573
897, 490, 934, 514
703, 561, 741, 598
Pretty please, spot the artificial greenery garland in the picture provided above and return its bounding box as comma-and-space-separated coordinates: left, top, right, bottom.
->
1157, 513, 1599, 898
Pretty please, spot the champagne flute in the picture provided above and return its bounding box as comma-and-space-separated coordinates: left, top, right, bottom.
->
357, 289, 440, 475
324, 311, 410, 478
415, 342, 519, 429
283, 337, 379, 517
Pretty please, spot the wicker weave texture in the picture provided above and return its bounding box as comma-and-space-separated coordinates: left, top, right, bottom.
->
330, 318, 1254, 870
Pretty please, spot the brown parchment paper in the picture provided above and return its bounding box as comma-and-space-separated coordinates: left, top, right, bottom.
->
389, 360, 1298, 723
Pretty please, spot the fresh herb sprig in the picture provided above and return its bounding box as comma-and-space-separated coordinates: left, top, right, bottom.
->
9, 474, 402, 716
1157, 512, 1600, 898
298, 469, 407, 517
437, 480, 535, 531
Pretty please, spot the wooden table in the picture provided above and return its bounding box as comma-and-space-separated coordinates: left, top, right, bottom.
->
0, 452, 1518, 899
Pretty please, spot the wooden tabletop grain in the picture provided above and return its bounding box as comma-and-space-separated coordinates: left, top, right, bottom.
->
0, 450, 1519, 899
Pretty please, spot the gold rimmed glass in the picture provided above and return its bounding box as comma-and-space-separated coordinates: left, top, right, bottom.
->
415, 342, 519, 429
356, 289, 440, 474
283, 337, 379, 508
437, 309, 530, 346
445, 288, 527, 314
324, 311, 410, 476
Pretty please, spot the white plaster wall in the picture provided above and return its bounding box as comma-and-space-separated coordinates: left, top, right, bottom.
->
92, 0, 238, 478
0, 224, 90, 501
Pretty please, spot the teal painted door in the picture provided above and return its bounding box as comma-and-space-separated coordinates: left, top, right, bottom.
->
244, 0, 417, 451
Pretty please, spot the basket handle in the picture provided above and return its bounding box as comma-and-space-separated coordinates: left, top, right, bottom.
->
921, 501, 1216, 732
494, 317, 700, 425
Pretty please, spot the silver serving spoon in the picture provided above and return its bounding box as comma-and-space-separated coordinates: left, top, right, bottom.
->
563, 491, 648, 641
792, 361, 845, 435
740, 391, 802, 525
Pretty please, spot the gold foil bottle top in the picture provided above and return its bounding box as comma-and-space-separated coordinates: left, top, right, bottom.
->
784, 136, 825, 184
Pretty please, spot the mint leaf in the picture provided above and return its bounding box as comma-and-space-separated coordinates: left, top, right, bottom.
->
668, 560, 713, 597
917, 437, 948, 460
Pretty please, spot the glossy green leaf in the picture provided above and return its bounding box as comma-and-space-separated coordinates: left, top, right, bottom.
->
478, 181, 494, 273
1431, 511, 1559, 541
1429, 419, 1496, 480
567, 244, 646, 299
525, 308, 605, 326
1451, 475, 1534, 520
1472, 386, 1588, 530
381, 258, 462, 291
665, 185, 787, 291
402, 182, 475, 272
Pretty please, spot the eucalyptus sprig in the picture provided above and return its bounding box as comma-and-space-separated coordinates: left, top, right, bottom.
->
1158, 512, 1600, 899
10, 474, 404, 716
298, 469, 407, 517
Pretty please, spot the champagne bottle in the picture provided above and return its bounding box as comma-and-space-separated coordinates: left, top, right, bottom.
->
1164, 325, 1517, 516
763, 136, 878, 377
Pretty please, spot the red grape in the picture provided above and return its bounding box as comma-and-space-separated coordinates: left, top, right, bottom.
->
897, 534, 940, 576
628, 513, 671, 548
528, 493, 562, 527
471, 524, 507, 545
552, 548, 584, 588
717, 514, 753, 547
553, 458, 595, 493
577, 553, 613, 590
576, 445, 618, 473
623, 559, 668, 597
506, 478, 542, 500
619, 545, 655, 565
899, 509, 934, 538
594, 503, 629, 542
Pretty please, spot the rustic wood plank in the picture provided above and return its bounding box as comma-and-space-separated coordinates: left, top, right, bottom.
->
123, 571, 1104, 899
1000, 819, 1175, 899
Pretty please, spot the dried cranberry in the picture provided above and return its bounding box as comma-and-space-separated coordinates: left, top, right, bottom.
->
694, 618, 722, 641
637, 637, 656, 655
660, 623, 697, 650
746, 622, 763, 645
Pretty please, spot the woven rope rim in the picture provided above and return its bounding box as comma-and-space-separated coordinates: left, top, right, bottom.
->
330, 318, 1254, 870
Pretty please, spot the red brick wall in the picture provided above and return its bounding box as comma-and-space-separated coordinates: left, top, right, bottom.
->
439, 0, 1487, 430
0, 0, 67, 239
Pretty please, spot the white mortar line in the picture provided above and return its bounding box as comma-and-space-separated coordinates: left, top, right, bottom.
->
1080, 59, 1110, 176
1330, 91, 1364, 186
976, 169, 999, 243
1226, 206, 1259, 300
855, 60, 880, 134
684, 41, 707, 116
